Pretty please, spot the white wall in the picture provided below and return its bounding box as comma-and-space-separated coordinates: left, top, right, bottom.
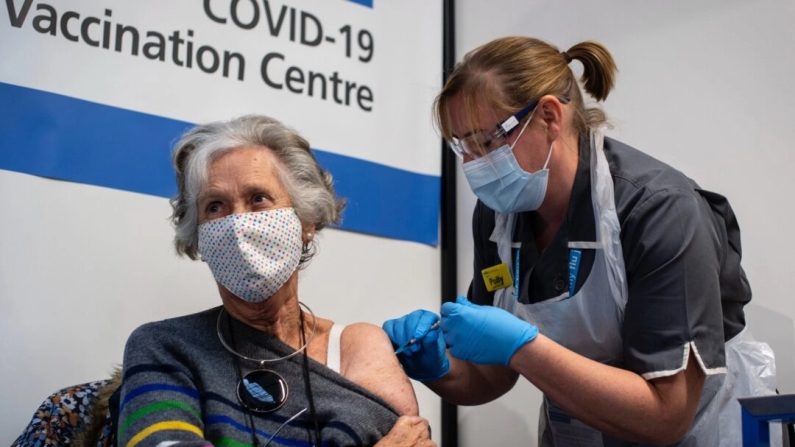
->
454, 0, 795, 445
0, 169, 442, 445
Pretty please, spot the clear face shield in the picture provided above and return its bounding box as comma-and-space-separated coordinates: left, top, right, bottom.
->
446, 96, 570, 161
447, 99, 540, 161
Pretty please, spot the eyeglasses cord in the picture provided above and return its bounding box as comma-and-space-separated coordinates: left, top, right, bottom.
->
263, 407, 308, 447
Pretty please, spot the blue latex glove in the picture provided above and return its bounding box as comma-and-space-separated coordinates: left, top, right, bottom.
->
383, 310, 450, 382
440, 296, 539, 366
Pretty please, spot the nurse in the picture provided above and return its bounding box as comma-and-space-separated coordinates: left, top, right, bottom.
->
384, 37, 776, 446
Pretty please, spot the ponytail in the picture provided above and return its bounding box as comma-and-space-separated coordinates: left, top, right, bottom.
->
566, 41, 617, 102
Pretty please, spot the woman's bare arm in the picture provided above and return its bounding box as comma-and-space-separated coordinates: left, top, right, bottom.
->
340, 322, 420, 416
510, 334, 705, 444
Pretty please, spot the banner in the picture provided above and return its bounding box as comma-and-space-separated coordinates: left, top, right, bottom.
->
0, 0, 442, 245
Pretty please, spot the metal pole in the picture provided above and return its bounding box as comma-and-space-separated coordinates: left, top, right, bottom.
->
440, 0, 458, 446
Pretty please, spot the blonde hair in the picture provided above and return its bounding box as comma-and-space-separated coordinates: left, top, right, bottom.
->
434, 37, 617, 142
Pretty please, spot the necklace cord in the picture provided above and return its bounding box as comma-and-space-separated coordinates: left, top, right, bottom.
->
299, 310, 322, 445
219, 302, 321, 445
217, 302, 317, 364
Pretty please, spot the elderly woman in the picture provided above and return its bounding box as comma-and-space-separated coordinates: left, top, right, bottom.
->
118, 115, 434, 447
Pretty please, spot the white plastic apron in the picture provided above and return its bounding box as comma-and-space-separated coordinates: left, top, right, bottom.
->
492, 129, 627, 366
489, 129, 777, 446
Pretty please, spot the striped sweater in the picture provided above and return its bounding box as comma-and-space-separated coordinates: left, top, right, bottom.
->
118, 307, 399, 447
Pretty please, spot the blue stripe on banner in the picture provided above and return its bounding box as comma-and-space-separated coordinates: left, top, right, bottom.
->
348, 0, 374, 7
313, 151, 438, 246
0, 82, 191, 198
0, 82, 439, 245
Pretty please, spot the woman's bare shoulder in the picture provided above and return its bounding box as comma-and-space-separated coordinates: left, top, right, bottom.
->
339, 322, 419, 416
341, 322, 393, 351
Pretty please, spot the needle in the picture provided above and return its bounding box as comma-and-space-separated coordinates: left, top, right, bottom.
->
394, 321, 441, 355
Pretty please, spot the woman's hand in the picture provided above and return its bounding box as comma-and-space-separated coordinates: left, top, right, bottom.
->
375, 415, 436, 447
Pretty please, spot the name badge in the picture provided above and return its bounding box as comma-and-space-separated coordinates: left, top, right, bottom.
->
481, 263, 513, 292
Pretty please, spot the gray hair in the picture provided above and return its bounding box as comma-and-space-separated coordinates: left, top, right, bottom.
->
170, 115, 345, 264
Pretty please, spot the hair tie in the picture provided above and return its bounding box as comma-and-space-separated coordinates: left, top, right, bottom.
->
561, 51, 572, 64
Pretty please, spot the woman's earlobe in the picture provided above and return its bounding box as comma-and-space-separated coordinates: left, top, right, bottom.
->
545, 120, 562, 142
539, 121, 550, 136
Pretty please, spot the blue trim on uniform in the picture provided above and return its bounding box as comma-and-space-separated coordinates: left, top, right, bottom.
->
513, 247, 521, 300
568, 249, 582, 296
0, 82, 439, 245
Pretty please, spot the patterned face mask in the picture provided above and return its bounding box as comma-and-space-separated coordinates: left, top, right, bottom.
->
198, 208, 303, 303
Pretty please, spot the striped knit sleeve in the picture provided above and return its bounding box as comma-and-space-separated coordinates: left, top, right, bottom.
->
118, 324, 212, 447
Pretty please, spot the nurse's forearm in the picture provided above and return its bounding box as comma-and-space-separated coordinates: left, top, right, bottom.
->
509, 334, 705, 445
426, 355, 519, 405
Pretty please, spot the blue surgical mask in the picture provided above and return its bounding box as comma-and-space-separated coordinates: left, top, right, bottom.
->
462, 117, 553, 213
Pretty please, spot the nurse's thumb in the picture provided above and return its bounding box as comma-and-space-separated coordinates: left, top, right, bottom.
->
456, 295, 475, 307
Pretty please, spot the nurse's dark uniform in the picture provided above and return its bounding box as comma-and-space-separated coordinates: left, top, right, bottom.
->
469, 133, 775, 446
